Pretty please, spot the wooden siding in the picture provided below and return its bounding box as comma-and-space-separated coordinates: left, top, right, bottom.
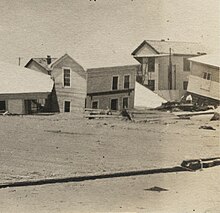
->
187, 75, 220, 101
86, 91, 135, 110
87, 66, 136, 93
190, 62, 219, 83
25, 60, 49, 75
0, 92, 50, 100
86, 65, 136, 110
7, 99, 24, 114
51, 55, 86, 112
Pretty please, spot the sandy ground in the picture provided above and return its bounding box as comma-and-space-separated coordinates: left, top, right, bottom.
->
0, 111, 219, 212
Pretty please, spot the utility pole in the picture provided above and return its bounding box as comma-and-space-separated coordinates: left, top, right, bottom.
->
168, 48, 172, 90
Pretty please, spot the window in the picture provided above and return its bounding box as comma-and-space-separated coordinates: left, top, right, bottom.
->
112, 76, 118, 90
123, 97, 129, 109
124, 75, 130, 89
110, 99, 118, 110
183, 81, 188, 90
92, 101, 98, 109
63, 68, 71, 87
183, 58, 190, 71
203, 72, 212, 80
148, 57, 155, 72
207, 73, 211, 80
0, 101, 6, 112
64, 101, 71, 112
147, 80, 155, 91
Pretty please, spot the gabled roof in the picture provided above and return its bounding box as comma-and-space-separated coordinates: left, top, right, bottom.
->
132, 40, 206, 56
48, 53, 84, 70
188, 54, 220, 68
25, 57, 57, 71
0, 61, 53, 94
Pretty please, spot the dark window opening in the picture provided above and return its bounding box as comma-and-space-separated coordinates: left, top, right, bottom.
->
147, 80, 155, 91
64, 69, 71, 87
183, 58, 190, 71
64, 101, 71, 112
124, 75, 130, 89
112, 76, 118, 90
0, 101, 6, 112
207, 73, 211, 80
148, 57, 155, 72
183, 81, 188, 90
111, 99, 118, 110
203, 72, 212, 80
123, 97, 129, 109
92, 101, 98, 109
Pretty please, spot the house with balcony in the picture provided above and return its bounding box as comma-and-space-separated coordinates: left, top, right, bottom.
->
187, 54, 220, 106
25, 54, 87, 112
86, 65, 138, 110
131, 40, 206, 101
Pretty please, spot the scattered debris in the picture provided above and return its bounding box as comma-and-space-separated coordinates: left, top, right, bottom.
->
210, 111, 220, 121
181, 157, 220, 171
145, 186, 168, 192
156, 101, 215, 113
45, 130, 95, 135
177, 115, 190, 120
3, 111, 10, 116
199, 126, 216, 130
121, 108, 133, 121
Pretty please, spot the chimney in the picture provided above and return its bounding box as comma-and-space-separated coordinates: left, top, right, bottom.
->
47, 55, 51, 65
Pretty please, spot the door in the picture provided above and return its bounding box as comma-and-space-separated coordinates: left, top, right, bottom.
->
111, 99, 118, 110
0, 101, 6, 112
64, 101, 71, 112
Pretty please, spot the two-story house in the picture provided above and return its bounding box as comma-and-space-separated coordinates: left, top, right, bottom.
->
25, 53, 86, 112
86, 65, 138, 110
131, 40, 206, 101
187, 54, 220, 106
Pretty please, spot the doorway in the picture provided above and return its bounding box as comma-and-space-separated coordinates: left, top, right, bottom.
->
111, 99, 118, 110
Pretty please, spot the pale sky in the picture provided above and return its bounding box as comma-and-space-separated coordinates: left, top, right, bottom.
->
0, 0, 219, 68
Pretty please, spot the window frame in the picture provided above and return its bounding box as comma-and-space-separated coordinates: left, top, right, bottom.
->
148, 57, 155, 72
203, 72, 212, 80
183, 81, 188, 90
122, 97, 129, 109
62, 67, 71, 88
147, 79, 155, 91
91, 100, 99, 109
112, 75, 119, 90
0, 100, 6, 112
183, 58, 190, 71
110, 98, 119, 111
64, 100, 71, 112
123, 74, 130, 89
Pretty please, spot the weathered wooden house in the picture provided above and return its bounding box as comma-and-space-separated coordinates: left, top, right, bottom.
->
25, 54, 87, 112
86, 65, 138, 110
132, 40, 206, 101
0, 61, 53, 114
187, 54, 220, 106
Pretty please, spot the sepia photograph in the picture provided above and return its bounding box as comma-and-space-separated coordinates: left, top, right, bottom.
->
0, 0, 219, 212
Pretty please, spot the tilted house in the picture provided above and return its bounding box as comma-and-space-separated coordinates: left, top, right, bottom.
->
86, 65, 138, 111
187, 54, 220, 106
25, 54, 86, 112
0, 61, 53, 114
132, 40, 206, 101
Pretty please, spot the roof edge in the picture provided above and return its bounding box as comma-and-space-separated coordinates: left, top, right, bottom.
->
131, 40, 159, 55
